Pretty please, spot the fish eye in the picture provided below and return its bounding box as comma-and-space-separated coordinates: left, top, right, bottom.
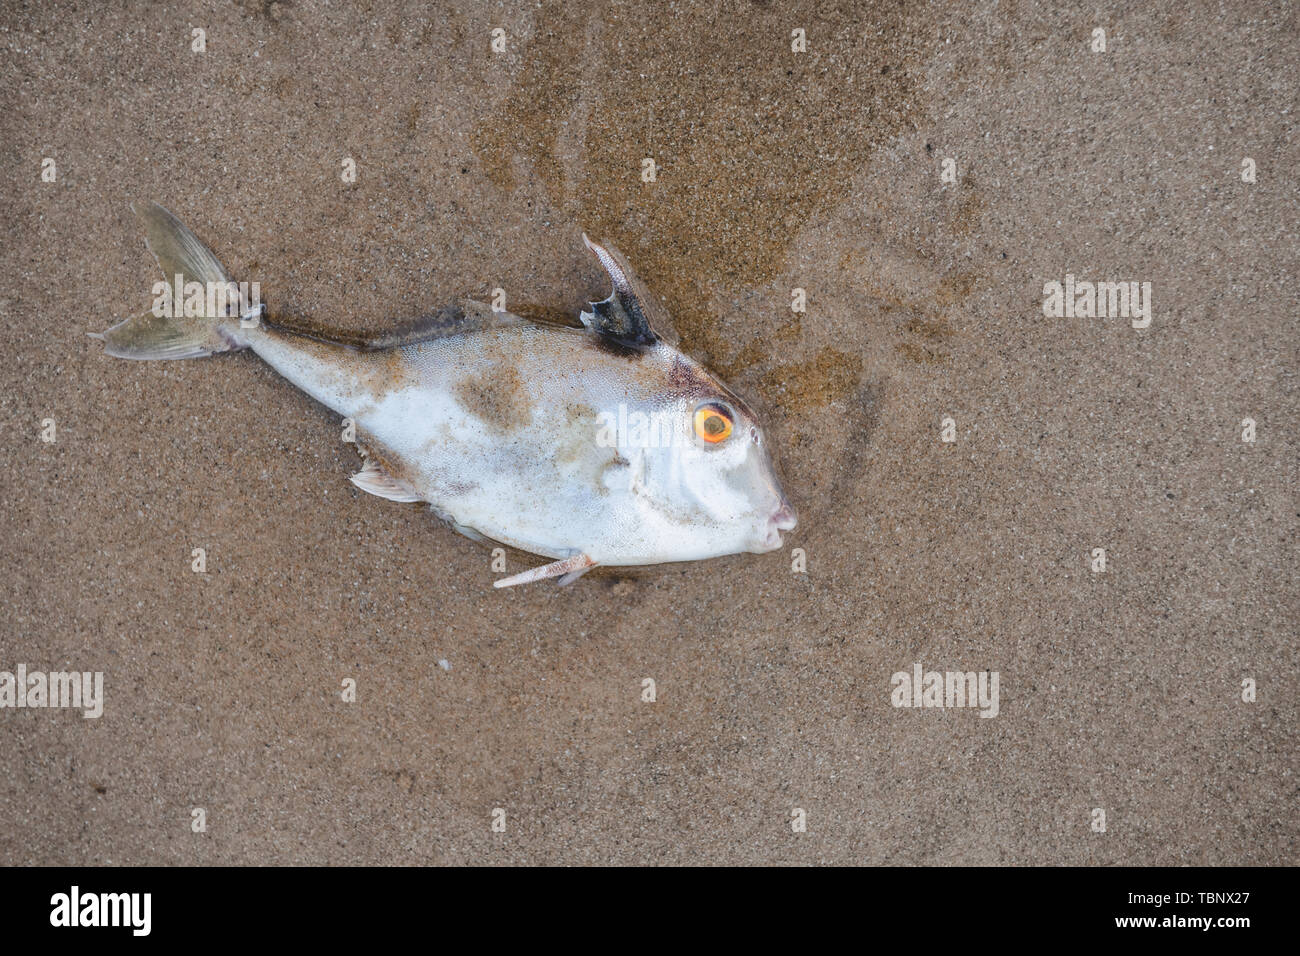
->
693, 402, 733, 443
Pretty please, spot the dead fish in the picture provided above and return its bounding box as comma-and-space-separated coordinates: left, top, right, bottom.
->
94, 203, 797, 587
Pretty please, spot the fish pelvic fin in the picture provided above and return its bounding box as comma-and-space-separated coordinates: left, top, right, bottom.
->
493, 553, 597, 589
93, 202, 259, 360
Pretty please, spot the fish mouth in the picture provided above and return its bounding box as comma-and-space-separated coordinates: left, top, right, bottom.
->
759, 500, 798, 550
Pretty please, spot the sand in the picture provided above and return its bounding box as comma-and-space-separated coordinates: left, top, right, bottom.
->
0, 0, 1295, 864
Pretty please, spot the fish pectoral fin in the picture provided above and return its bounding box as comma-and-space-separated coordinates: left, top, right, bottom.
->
349, 460, 423, 503
493, 553, 597, 589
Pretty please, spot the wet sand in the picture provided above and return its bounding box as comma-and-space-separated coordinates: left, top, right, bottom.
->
1, 0, 1295, 864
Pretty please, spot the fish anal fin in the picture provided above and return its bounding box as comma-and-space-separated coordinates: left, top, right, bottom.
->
493, 553, 597, 589
429, 505, 493, 546
350, 459, 423, 503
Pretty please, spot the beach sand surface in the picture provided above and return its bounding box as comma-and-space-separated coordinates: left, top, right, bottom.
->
0, 0, 1295, 864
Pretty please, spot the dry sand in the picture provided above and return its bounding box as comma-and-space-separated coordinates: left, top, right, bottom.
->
1, 0, 1295, 864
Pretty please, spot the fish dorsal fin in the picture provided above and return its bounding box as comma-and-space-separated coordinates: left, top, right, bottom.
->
579, 236, 678, 349
350, 459, 423, 503
264, 299, 524, 351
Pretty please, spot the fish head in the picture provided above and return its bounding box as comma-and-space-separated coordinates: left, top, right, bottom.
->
578, 236, 796, 564
613, 345, 797, 560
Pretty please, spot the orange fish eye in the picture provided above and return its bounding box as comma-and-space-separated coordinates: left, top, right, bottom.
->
693, 403, 733, 443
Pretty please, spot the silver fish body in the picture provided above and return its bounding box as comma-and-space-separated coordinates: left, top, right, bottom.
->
96, 203, 797, 587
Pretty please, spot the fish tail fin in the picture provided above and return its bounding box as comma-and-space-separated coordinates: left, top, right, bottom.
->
91, 202, 262, 360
